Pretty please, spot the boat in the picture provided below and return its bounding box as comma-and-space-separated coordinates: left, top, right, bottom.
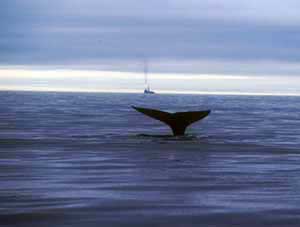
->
144, 86, 155, 94
143, 60, 155, 94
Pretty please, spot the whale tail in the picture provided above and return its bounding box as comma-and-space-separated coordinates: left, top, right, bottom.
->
132, 106, 210, 136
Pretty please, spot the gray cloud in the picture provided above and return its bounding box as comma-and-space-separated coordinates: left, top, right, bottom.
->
1, 0, 300, 75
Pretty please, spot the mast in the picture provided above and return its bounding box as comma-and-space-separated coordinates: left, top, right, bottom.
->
143, 58, 154, 93
144, 59, 148, 89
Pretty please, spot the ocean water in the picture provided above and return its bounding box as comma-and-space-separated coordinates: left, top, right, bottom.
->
1, 91, 300, 227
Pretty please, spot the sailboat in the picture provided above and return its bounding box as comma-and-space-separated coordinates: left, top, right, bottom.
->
143, 60, 155, 94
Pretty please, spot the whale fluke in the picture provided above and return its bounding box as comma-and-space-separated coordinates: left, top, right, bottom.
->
132, 106, 210, 136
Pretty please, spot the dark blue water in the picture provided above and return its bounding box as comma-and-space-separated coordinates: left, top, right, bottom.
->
1, 91, 300, 226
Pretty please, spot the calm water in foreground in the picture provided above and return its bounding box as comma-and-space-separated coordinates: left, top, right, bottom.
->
1, 91, 300, 227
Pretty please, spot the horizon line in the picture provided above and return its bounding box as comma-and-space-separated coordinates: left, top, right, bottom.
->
1, 87, 300, 97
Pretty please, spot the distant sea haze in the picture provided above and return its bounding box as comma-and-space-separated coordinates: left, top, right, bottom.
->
1, 68, 300, 95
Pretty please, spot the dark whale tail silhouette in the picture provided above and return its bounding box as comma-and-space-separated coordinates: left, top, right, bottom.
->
132, 106, 210, 136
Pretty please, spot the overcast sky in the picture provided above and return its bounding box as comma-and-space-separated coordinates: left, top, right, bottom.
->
1, 0, 300, 75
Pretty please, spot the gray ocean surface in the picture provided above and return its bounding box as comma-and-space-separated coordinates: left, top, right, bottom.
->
1, 91, 300, 227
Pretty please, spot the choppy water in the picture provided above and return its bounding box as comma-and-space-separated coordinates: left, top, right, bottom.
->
1, 91, 300, 226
